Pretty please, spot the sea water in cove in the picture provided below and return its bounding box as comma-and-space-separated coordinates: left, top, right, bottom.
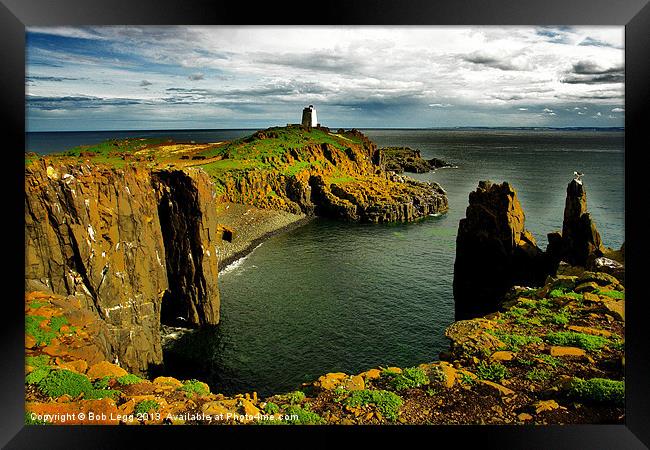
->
27, 128, 625, 396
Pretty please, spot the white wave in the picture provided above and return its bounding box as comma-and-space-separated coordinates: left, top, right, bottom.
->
219, 242, 264, 275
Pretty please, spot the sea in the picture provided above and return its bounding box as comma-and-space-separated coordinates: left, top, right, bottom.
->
26, 128, 625, 396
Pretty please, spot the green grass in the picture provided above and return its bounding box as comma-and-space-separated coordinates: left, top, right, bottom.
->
594, 289, 625, 300
526, 368, 551, 382
545, 331, 609, 351
550, 311, 571, 325
459, 373, 477, 386
282, 404, 325, 425
534, 354, 563, 368
345, 389, 403, 421
276, 390, 306, 404
476, 361, 509, 382
549, 288, 582, 300
283, 160, 312, 176
264, 402, 280, 414
25, 316, 57, 346
26, 355, 50, 369
117, 374, 144, 385
36, 369, 93, 398
487, 330, 543, 351
93, 376, 112, 389
28, 300, 49, 309
389, 367, 430, 391
567, 377, 624, 406
178, 379, 209, 397
48, 316, 69, 333
134, 400, 160, 415
26, 367, 51, 385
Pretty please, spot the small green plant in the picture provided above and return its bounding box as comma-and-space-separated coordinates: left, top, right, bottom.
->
476, 361, 509, 382
264, 402, 280, 414
534, 354, 563, 368
545, 331, 608, 351
276, 390, 306, 404
282, 404, 325, 425
459, 373, 476, 386
26, 355, 50, 369
390, 367, 430, 390
518, 298, 537, 309
526, 368, 551, 382
135, 400, 160, 415
381, 368, 401, 378
28, 300, 49, 309
93, 376, 112, 390
48, 316, 69, 333
25, 316, 56, 346
426, 387, 439, 397
332, 385, 349, 402
517, 358, 535, 367
117, 374, 144, 385
345, 389, 403, 421
505, 307, 528, 318
550, 312, 570, 325
178, 379, 209, 397
593, 289, 625, 300
37, 369, 94, 398
567, 377, 624, 406
488, 330, 542, 351
26, 366, 51, 385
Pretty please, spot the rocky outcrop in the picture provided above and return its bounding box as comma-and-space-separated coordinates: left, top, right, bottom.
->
310, 174, 448, 223
215, 139, 448, 223
25, 160, 222, 374
453, 181, 548, 320
379, 147, 453, 173
547, 179, 605, 267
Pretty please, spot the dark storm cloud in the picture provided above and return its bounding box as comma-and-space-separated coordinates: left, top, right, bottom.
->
27, 95, 144, 110
139, 80, 153, 86
462, 53, 518, 71
561, 61, 624, 85
188, 73, 205, 81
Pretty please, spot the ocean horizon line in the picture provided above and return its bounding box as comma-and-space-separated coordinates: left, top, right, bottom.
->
27, 126, 625, 134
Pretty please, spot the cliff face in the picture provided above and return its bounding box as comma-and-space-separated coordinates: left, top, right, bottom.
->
212, 133, 448, 222
25, 160, 221, 374
453, 181, 547, 320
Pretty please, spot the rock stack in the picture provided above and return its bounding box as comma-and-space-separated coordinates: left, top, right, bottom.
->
453, 181, 547, 320
454, 178, 615, 320
547, 179, 605, 267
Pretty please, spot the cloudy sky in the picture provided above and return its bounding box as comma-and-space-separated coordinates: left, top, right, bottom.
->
26, 26, 624, 131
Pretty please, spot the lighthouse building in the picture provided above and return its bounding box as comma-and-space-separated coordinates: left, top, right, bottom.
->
301, 105, 318, 128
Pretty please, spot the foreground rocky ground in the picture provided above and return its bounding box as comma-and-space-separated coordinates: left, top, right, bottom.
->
25, 266, 624, 425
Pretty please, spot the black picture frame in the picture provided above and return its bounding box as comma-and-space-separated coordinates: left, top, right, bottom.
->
3, 0, 649, 447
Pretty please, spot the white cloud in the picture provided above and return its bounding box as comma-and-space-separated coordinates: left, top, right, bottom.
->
25, 26, 626, 129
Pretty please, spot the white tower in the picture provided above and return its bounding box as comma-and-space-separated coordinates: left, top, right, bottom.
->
301, 105, 318, 128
